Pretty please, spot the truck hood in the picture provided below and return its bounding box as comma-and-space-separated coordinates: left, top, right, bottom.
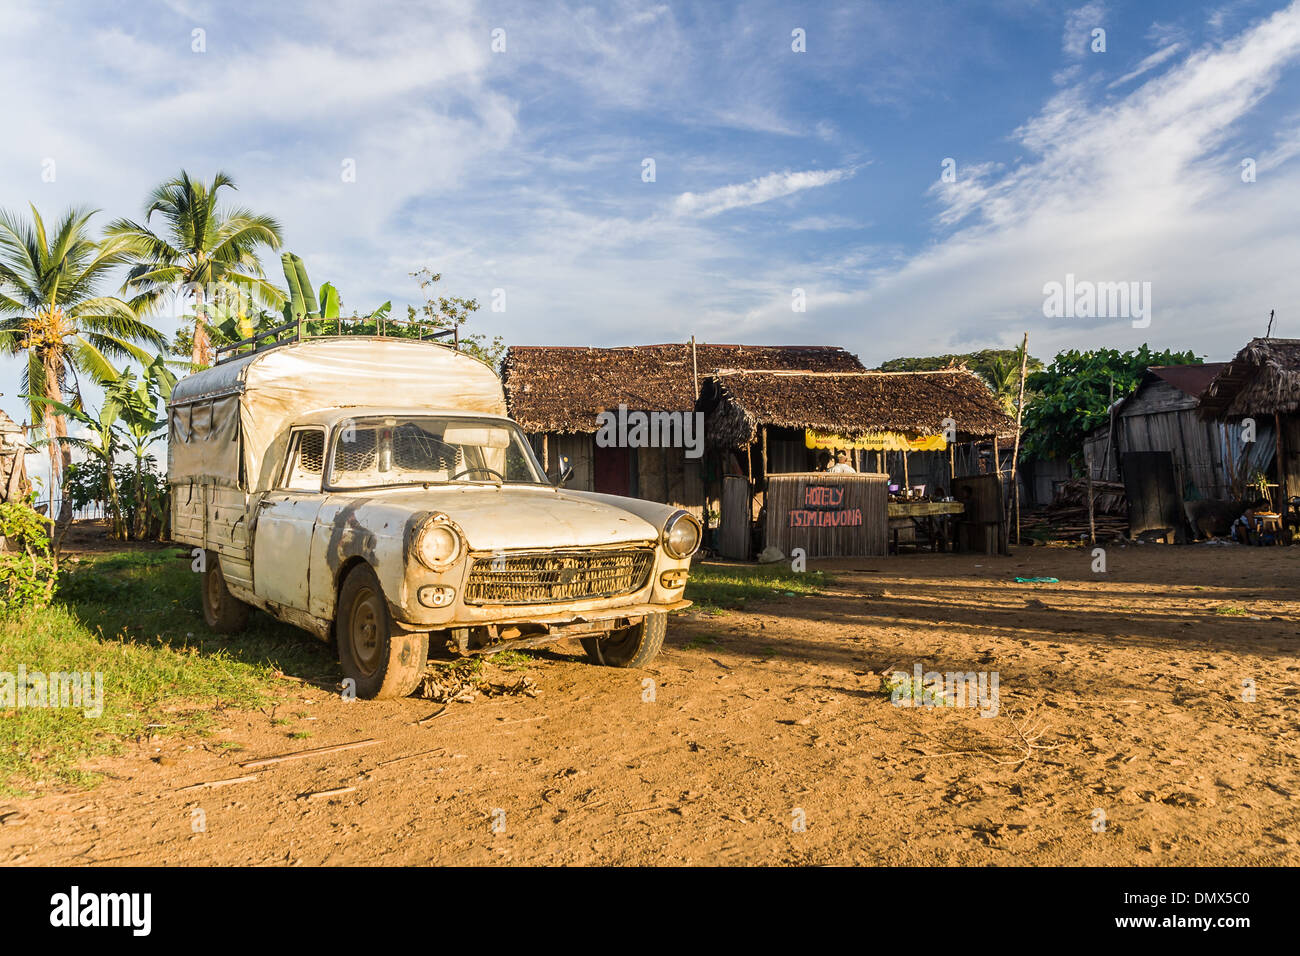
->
368, 485, 661, 552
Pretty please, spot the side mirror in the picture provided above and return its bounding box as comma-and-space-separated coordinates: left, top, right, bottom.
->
557, 455, 574, 487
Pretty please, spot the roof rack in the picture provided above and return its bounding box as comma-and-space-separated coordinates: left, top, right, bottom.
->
215, 314, 460, 365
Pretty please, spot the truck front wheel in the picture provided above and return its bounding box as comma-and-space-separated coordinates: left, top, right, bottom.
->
202, 551, 250, 634
336, 564, 428, 699
580, 612, 666, 668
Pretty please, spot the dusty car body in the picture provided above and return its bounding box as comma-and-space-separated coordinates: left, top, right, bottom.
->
168, 336, 699, 698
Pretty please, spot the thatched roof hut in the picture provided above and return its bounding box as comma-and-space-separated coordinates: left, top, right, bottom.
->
1198, 338, 1300, 418
502, 343, 864, 433
702, 368, 1017, 448
0, 407, 31, 503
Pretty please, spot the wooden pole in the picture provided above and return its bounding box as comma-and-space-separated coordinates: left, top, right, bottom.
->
760, 426, 768, 485
542, 434, 550, 474
903, 450, 910, 489
1008, 332, 1030, 545
691, 335, 699, 399
993, 431, 1004, 552
1085, 446, 1097, 546
1276, 411, 1286, 515
745, 443, 754, 522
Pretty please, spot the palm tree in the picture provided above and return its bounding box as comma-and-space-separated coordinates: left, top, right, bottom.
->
107, 171, 284, 368
0, 204, 166, 515
984, 355, 1019, 415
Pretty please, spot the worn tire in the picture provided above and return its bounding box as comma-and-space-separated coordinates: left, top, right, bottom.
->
336, 564, 429, 699
201, 550, 249, 634
581, 612, 666, 668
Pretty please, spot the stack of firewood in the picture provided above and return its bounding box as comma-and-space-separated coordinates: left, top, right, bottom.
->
1021, 479, 1129, 540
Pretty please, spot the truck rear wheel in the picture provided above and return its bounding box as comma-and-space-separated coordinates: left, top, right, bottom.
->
581, 612, 666, 668
336, 564, 428, 699
202, 551, 249, 634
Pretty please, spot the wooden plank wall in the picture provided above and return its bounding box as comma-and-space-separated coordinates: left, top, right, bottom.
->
1122, 450, 1186, 540
548, 433, 595, 491
635, 446, 705, 515
1117, 408, 1233, 500
528, 433, 707, 516
719, 475, 751, 559
764, 473, 888, 557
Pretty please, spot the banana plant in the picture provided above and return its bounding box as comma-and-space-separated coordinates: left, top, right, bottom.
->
279, 253, 390, 328
24, 394, 127, 539
114, 358, 176, 539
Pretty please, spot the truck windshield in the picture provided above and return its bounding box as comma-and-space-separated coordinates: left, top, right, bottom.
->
327, 416, 547, 489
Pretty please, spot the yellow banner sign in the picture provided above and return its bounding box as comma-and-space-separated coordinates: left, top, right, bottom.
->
805, 429, 946, 452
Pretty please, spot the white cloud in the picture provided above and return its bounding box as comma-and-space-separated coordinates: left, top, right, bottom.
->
789, 215, 863, 232
1063, 1, 1107, 58
732, 1, 1300, 366
1108, 43, 1183, 88
672, 168, 854, 219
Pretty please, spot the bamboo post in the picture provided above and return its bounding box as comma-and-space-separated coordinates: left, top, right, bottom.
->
761, 426, 768, 486
903, 450, 910, 489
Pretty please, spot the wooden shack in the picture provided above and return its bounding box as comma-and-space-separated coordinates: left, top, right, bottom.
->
1081, 363, 1244, 500
701, 368, 1018, 556
501, 342, 864, 519
1198, 338, 1300, 512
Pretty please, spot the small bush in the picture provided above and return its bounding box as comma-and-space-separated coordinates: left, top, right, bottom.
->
0, 496, 58, 613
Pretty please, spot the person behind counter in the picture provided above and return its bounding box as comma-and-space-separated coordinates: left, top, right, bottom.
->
828, 450, 856, 474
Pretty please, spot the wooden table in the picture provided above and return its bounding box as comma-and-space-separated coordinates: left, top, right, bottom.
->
888, 500, 965, 552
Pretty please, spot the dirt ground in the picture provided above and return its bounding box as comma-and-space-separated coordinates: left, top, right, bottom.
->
4, 543, 1298, 866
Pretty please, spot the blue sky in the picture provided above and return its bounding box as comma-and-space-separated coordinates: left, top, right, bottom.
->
4, 0, 1300, 471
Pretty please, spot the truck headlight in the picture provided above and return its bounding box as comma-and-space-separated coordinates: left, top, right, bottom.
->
414, 515, 463, 569
662, 510, 702, 559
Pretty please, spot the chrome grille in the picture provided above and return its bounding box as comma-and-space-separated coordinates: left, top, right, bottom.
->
465, 548, 655, 605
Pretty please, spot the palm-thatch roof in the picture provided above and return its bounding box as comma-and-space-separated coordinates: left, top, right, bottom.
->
502, 343, 864, 433
1198, 338, 1300, 418
702, 368, 1018, 447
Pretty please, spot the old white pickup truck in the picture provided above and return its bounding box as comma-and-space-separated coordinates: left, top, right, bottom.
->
168, 335, 699, 698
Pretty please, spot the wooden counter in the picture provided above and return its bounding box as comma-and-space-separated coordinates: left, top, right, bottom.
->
888, 500, 966, 518
764, 472, 889, 557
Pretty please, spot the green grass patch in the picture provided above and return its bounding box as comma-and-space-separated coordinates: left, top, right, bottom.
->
1213, 604, 1249, 617
484, 649, 535, 671
683, 562, 830, 613
0, 546, 332, 795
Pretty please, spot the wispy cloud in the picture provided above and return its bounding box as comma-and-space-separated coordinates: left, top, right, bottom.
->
672, 168, 854, 218
1108, 43, 1183, 88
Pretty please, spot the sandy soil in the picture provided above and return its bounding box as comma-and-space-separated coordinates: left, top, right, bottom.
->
3, 543, 1298, 866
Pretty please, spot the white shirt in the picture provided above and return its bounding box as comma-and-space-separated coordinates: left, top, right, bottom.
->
828, 462, 855, 474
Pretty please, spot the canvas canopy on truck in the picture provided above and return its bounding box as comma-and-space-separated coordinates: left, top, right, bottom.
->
168, 337, 507, 493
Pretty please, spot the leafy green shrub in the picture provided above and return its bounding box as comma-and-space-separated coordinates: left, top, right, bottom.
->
0, 496, 58, 613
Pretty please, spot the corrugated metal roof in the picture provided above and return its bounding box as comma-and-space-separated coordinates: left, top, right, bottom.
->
1148, 363, 1226, 397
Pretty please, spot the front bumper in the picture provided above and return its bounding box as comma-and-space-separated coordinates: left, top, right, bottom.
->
424, 599, 694, 656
